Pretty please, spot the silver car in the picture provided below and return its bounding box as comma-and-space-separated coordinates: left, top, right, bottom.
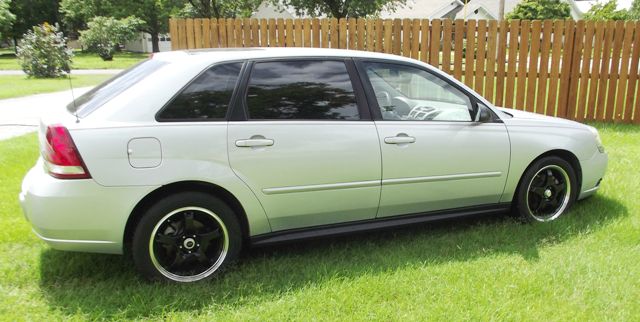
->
19, 48, 608, 282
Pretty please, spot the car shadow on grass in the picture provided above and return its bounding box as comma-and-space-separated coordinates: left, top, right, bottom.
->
38, 194, 627, 319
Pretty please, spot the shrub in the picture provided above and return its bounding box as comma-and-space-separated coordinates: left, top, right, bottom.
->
583, 0, 630, 20
16, 23, 73, 78
506, 0, 571, 20
79, 16, 144, 61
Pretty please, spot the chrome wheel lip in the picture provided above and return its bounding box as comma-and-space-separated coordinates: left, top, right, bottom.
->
149, 206, 229, 282
525, 165, 571, 222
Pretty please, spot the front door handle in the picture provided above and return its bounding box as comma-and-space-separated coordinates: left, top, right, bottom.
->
235, 138, 274, 147
384, 135, 416, 144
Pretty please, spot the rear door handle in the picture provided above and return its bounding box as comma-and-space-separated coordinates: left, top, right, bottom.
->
384, 135, 416, 144
235, 138, 274, 147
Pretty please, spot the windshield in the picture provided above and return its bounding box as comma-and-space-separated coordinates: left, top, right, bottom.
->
67, 59, 168, 117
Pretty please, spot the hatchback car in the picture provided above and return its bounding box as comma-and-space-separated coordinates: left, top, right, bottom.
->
19, 48, 607, 282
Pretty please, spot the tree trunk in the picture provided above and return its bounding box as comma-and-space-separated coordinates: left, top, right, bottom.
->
151, 32, 160, 53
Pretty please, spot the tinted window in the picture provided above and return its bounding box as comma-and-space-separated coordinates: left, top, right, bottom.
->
158, 63, 242, 121
246, 60, 359, 120
364, 62, 472, 122
68, 59, 168, 118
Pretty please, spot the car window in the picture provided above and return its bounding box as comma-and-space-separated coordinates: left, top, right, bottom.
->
158, 62, 242, 121
68, 59, 168, 118
246, 60, 360, 120
363, 62, 472, 121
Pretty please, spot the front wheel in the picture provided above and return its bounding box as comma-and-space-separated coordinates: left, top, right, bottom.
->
132, 192, 242, 282
515, 156, 578, 222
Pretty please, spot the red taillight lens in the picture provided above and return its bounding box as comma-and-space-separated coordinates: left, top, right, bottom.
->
43, 125, 91, 179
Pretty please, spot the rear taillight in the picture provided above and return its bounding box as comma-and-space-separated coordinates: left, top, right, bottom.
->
42, 125, 91, 179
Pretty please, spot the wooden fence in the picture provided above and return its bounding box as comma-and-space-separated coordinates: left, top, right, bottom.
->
169, 18, 640, 123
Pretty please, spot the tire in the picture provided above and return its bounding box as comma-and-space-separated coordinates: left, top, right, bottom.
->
132, 192, 242, 282
514, 156, 578, 223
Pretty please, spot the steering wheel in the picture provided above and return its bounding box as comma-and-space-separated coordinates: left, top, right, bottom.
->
375, 90, 393, 111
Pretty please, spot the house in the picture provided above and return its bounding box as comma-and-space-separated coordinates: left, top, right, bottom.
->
124, 33, 172, 53
378, 0, 466, 19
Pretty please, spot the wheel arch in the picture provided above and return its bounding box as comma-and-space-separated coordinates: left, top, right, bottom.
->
512, 149, 583, 204
123, 180, 250, 251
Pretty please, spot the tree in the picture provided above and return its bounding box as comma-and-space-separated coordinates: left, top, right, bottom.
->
60, 0, 183, 53
273, 0, 407, 18
125, 0, 184, 52
583, 0, 630, 20
628, 0, 639, 19
79, 16, 144, 60
179, 0, 262, 18
8, 0, 61, 48
0, 0, 15, 41
59, 0, 117, 34
506, 0, 571, 20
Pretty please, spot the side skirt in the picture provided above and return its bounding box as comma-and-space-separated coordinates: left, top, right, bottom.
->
250, 203, 512, 247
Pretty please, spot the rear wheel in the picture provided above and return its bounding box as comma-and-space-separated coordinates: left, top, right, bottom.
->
515, 156, 578, 222
132, 192, 242, 282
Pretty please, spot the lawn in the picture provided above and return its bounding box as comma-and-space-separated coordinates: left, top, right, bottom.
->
0, 51, 147, 70
0, 124, 638, 320
0, 74, 112, 99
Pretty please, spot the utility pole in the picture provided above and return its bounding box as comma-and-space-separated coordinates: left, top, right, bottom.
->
498, 0, 505, 20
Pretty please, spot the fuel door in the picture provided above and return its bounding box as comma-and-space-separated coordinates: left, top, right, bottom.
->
127, 137, 162, 168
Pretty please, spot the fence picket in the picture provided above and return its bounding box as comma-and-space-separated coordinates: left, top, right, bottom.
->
453, 19, 464, 80
475, 20, 487, 96
465, 20, 476, 88
625, 23, 640, 123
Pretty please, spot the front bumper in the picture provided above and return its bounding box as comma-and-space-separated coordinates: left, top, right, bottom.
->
578, 151, 608, 200
19, 160, 158, 254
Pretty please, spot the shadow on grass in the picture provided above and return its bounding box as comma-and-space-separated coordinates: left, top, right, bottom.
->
38, 194, 626, 319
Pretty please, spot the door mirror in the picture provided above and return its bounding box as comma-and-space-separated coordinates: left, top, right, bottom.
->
475, 103, 492, 123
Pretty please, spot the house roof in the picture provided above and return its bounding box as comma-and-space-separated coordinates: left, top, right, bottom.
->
455, 0, 525, 19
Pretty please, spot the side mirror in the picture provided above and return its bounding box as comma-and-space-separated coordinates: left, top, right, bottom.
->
475, 104, 492, 123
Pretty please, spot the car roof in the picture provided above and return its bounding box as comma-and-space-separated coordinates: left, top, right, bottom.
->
152, 47, 417, 64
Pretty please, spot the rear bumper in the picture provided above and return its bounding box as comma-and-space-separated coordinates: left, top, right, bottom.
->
578, 151, 608, 200
19, 160, 158, 254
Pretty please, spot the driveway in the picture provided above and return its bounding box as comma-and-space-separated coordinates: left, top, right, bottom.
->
0, 87, 92, 141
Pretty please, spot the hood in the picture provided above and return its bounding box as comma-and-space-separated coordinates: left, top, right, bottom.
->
496, 107, 586, 129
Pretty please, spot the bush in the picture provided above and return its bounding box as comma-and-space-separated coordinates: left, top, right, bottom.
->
16, 23, 73, 78
506, 0, 571, 20
583, 0, 630, 20
79, 16, 144, 61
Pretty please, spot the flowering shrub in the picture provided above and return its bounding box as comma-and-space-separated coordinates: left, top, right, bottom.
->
17, 23, 73, 78
80, 16, 143, 61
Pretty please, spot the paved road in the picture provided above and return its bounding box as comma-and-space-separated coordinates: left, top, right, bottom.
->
0, 69, 122, 76
0, 87, 92, 141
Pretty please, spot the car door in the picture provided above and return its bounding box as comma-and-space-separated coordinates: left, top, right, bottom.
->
357, 60, 510, 218
227, 59, 382, 231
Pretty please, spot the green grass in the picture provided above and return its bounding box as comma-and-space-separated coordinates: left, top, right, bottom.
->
1, 124, 639, 320
0, 51, 147, 70
0, 74, 112, 99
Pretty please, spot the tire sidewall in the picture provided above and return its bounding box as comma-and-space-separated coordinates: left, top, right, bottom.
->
132, 192, 242, 282
516, 156, 578, 222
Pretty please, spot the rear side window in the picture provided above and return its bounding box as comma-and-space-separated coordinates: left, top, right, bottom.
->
68, 59, 168, 118
245, 60, 360, 120
158, 62, 242, 121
